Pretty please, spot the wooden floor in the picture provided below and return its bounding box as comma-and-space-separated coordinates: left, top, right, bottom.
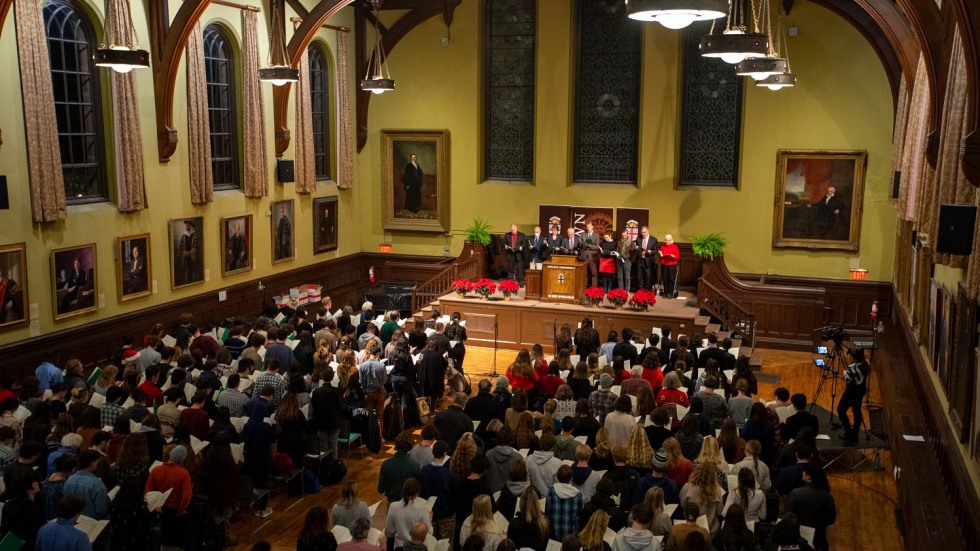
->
229, 346, 903, 551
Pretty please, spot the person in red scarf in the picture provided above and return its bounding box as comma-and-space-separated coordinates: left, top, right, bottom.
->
659, 234, 680, 298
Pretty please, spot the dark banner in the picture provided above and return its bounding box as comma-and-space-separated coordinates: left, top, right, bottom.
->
616, 208, 649, 241
570, 206, 615, 236
539, 205, 571, 234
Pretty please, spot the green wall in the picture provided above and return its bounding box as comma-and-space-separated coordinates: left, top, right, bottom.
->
356, 0, 897, 279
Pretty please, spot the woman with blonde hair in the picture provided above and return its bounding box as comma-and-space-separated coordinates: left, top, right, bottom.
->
589, 427, 614, 471
514, 412, 539, 451
662, 437, 694, 486
331, 480, 370, 529
553, 348, 575, 376
506, 487, 550, 550
336, 346, 357, 391
93, 365, 118, 396
577, 509, 611, 551
639, 487, 673, 536
460, 494, 507, 551
730, 439, 771, 491
449, 433, 479, 478
678, 462, 724, 534
625, 424, 654, 472
694, 436, 730, 491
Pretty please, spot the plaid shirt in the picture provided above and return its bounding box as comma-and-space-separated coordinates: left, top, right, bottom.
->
694, 390, 728, 426
253, 372, 287, 406
38, 478, 66, 520
216, 388, 250, 417
621, 376, 651, 397
546, 484, 583, 540
589, 389, 619, 424
100, 402, 124, 428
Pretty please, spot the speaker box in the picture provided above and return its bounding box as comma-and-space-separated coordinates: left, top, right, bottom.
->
891, 171, 901, 199
0, 176, 7, 209
936, 204, 976, 255
276, 160, 295, 183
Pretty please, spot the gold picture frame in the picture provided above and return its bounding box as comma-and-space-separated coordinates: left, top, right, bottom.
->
0, 243, 28, 331
221, 214, 253, 276
313, 196, 339, 254
772, 150, 867, 251
169, 217, 204, 290
51, 243, 98, 321
272, 199, 295, 264
116, 233, 152, 302
381, 129, 450, 233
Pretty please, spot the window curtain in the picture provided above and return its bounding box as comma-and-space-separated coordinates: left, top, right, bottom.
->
15, 0, 66, 222
107, 0, 146, 212
336, 28, 353, 190
928, 29, 972, 268
186, 21, 213, 204
241, 10, 268, 198
890, 75, 908, 206
899, 54, 931, 222
293, 23, 316, 193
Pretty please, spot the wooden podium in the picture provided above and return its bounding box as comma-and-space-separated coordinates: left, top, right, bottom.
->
542, 256, 587, 304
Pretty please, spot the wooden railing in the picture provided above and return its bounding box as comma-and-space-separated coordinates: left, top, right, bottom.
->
411, 255, 481, 314
698, 279, 756, 346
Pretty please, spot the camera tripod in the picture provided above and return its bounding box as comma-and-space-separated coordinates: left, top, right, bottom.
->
810, 339, 849, 428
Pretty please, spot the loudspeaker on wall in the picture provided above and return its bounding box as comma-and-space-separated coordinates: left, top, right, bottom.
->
277, 160, 295, 183
936, 204, 976, 256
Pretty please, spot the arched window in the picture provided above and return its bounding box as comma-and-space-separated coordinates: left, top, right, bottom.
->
483, 0, 536, 182
43, 0, 108, 203
308, 44, 331, 181
203, 25, 240, 190
572, 0, 641, 184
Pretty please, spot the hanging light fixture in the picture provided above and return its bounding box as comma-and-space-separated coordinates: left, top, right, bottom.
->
94, 0, 149, 72
700, 0, 768, 64
735, 0, 786, 80
624, 0, 727, 30
756, 8, 795, 90
360, 0, 394, 94
259, 0, 299, 86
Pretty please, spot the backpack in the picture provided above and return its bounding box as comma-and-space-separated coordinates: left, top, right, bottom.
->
382, 394, 404, 441
447, 365, 471, 395
319, 459, 347, 486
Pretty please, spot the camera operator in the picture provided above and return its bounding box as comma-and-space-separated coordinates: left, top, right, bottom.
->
838, 347, 870, 442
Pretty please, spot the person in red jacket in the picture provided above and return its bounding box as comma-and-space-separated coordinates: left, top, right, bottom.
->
659, 234, 680, 298
640, 354, 665, 395
505, 349, 539, 393
145, 444, 194, 548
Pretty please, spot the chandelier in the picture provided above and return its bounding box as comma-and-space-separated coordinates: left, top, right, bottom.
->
360, 0, 394, 94
259, 0, 299, 86
94, 0, 149, 73
625, 0, 727, 30
699, 0, 768, 64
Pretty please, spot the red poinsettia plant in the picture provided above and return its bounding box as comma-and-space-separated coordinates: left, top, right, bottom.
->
630, 289, 658, 309
473, 278, 498, 297
606, 288, 630, 306
451, 279, 473, 294
584, 287, 605, 305
498, 279, 521, 296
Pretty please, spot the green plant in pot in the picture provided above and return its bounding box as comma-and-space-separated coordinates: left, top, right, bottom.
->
464, 218, 494, 246
691, 233, 728, 260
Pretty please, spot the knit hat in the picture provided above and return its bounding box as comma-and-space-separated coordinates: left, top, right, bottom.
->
652, 451, 668, 470
600, 373, 613, 388
169, 445, 188, 463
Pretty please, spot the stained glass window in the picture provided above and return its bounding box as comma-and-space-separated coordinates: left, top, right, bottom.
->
484, 0, 535, 181
203, 25, 240, 190
308, 44, 331, 181
573, 0, 642, 184
679, 22, 744, 187
44, 0, 108, 203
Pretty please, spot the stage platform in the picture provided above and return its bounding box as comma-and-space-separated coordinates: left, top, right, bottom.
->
809, 403, 889, 471
416, 290, 711, 354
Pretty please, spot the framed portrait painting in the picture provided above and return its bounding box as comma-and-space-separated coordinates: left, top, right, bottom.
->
313, 196, 339, 254
221, 215, 253, 276
51, 243, 97, 320
772, 150, 868, 251
116, 234, 151, 302
272, 200, 294, 264
381, 129, 450, 233
169, 217, 204, 290
0, 243, 28, 330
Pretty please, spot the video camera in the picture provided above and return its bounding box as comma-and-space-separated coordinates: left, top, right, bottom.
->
821, 325, 849, 346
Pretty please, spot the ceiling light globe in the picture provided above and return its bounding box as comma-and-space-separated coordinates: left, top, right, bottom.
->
656, 13, 697, 29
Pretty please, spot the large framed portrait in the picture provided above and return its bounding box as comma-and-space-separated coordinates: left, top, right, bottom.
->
221, 214, 253, 276
313, 196, 339, 254
381, 129, 450, 233
0, 243, 28, 330
771, 150, 867, 251
169, 217, 204, 290
116, 234, 151, 302
51, 243, 97, 320
272, 199, 294, 264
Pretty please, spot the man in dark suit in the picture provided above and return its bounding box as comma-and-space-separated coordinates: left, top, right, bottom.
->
178, 220, 199, 285
402, 153, 424, 213
503, 224, 527, 284
526, 226, 548, 271
580, 222, 600, 287
782, 393, 821, 442
810, 186, 846, 239
125, 245, 147, 295
226, 222, 248, 271
635, 226, 659, 291
59, 258, 86, 312
274, 205, 291, 261
559, 227, 582, 256
698, 333, 729, 368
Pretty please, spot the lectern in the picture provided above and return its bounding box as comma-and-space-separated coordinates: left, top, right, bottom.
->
542, 255, 586, 304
